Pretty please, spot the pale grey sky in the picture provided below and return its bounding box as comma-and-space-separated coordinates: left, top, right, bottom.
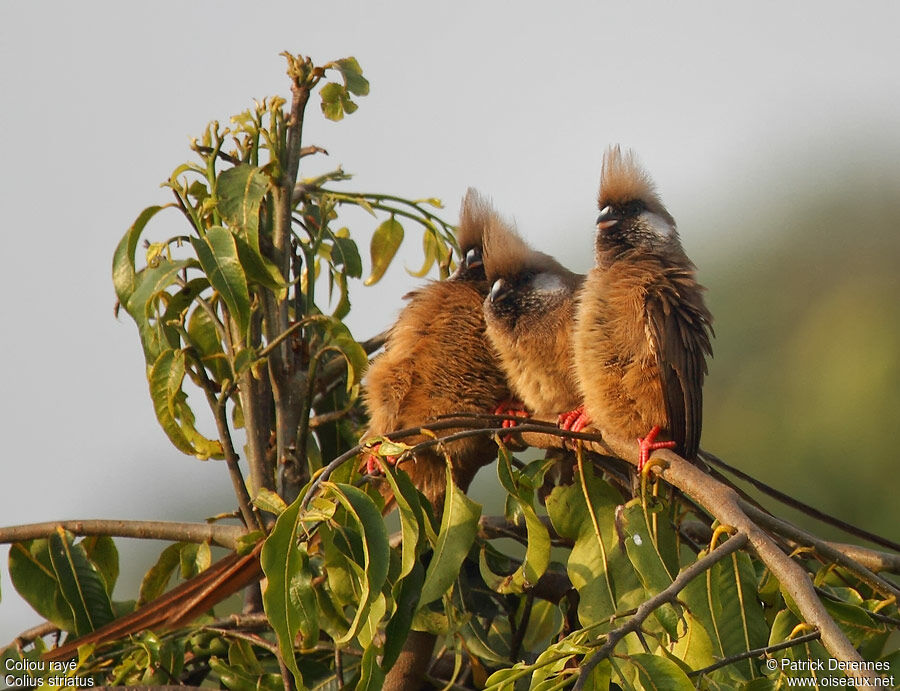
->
2, 1, 899, 642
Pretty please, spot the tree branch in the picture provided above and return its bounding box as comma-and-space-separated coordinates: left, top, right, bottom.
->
688, 630, 823, 678
0, 520, 246, 549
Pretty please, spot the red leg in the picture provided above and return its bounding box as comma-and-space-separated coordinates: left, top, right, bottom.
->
637, 425, 676, 472
558, 405, 591, 432
360, 442, 398, 475
494, 399, 530, 443
495, 399, 530, 428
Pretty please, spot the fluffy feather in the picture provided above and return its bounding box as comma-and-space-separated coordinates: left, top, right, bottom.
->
574, 146, 713, 461
482, 217, 584, 416
363, 189, 510, 512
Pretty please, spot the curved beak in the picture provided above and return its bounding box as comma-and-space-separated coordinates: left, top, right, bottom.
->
596, 205, 620, 230
489, 277, 509, 304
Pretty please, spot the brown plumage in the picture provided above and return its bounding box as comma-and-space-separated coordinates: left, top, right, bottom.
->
481, 213, 584, 418
571, 146, 713, 468
363, 188, 511, 514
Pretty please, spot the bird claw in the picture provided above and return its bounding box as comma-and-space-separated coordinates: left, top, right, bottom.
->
360, 442, 398, 475
494, 399, 529, 443
558, 405, 591, 432
637, 425, 676, 472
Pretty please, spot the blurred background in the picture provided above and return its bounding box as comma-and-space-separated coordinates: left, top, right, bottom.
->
1, 1, 898, 642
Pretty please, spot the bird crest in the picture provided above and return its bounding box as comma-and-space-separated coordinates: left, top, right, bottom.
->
599, 145, 664, 211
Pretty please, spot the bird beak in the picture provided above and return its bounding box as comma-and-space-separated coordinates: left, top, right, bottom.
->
596, 205, 619, 230
489, 278, 509, 303
463, 247, 483, 271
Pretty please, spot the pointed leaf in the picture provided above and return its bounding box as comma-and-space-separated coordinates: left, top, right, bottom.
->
81, 536, 119, 594
233, 233, 288, 298
628, 653, 695, 690
216, 164, 269, 245
261, 496, 309, 688
332, 57, 370, 96
48, 528, 115, 636
419, 471, 481, 607
364, 217, 404, 285
113, 205, 168, 305
191, 227, 251, 339
9, 539, 76, 631
138, 542, 184, 606
326, 483, 390, 644
148, 349, 196, 455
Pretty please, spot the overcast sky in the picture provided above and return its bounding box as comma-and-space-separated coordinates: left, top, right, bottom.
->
2, 1, 899, 642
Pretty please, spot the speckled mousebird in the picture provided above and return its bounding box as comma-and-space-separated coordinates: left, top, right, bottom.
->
562, 146, 713, 471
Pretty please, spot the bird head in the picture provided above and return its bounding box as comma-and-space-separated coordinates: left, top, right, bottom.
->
451, 188, 492, 281
595, 146, 684, 261
481, 210, 580, 331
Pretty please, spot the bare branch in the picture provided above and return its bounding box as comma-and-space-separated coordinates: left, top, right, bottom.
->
689, 630, 822, 678
702, 450, 900, 553
742, 503, 900, 599
0, 519, 246, 549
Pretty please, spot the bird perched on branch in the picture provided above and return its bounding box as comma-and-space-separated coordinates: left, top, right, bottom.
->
562, 146, 713, 471
362, 188, 512, 515
481, 211, 584, 421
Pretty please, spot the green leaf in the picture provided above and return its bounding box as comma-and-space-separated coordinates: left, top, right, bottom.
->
81, 536, 119, 594
377, 463, 425, 580
320, 82, 359, 121
357, 644, 386, 691
253, 488, 288, 516
332, 57, 370, 96
191, 227, 251, 339
233, 233, 288, 299
113, 205, 168, 305
179, 542, 211, 579
124, 257, 195, 363
419, 471, 481, 607
186, 303, 230, 383
9, 539, 76, 631
364, 217, 404, 285
331, 235, 363, 278
261, 496, 311, 688
496, 447, 550, 591
216, 164, 269, 246
627, 653, 695, 690
682, 542, 768, 679
138, 542, 184, 605
670, 611, 716, 671
382, 560, 426, 671
323, 319, 368, 390
148, 349, 196, 456
326, 483, 390, 644
619, 499, 680, 637
48, 527, 115, 636
546, 472, 642, 629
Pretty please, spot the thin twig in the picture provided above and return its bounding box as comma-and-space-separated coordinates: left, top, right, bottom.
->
702, 450, 900, 553
573, 533, 749, 690
742, 503, 900, 600
689, 630, 822, 678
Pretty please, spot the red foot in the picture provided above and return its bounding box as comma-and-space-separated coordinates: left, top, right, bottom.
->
637, 425, 676, 472
360, 442, 398, 475
558, 405, 591, 432
494, 399, 530, 443
495, 399, 530, 428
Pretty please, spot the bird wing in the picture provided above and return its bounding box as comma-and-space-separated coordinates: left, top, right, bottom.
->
645, 274, 712, 459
